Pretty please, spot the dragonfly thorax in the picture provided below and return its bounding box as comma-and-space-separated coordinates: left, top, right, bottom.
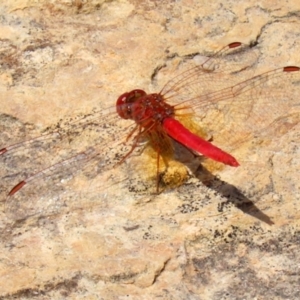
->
116, 90, 175, 126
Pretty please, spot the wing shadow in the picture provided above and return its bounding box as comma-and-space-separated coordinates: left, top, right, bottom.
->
194, 164, 274, 225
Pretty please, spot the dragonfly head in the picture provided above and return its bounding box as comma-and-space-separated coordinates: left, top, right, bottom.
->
116, 89, 147, 119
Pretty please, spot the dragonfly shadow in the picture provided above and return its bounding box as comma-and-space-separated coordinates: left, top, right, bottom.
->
194, 165, 274, 226
170, 139, 274, 225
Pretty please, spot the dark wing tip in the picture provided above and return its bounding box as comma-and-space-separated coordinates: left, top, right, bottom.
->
228, 42, 242, 49
8, 181, 26, 196
283, 66, 300, 72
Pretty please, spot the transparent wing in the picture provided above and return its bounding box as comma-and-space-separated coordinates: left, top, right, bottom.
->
161, 43, 300, 154
0, 106, 147, 221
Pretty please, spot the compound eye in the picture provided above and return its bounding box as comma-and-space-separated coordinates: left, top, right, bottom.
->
116, 89, 147, 119
130, 89, 147, 100
116, 92, 131, 119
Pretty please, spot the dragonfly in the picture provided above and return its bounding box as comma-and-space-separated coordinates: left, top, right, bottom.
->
1, 42, 299, 221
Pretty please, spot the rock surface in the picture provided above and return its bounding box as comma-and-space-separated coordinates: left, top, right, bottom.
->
0, 0, 300, 299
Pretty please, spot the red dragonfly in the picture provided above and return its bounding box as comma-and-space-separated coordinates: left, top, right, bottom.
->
1, 42, 299, 220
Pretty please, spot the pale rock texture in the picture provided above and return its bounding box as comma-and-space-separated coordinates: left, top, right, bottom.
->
0, 0, 300, 299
